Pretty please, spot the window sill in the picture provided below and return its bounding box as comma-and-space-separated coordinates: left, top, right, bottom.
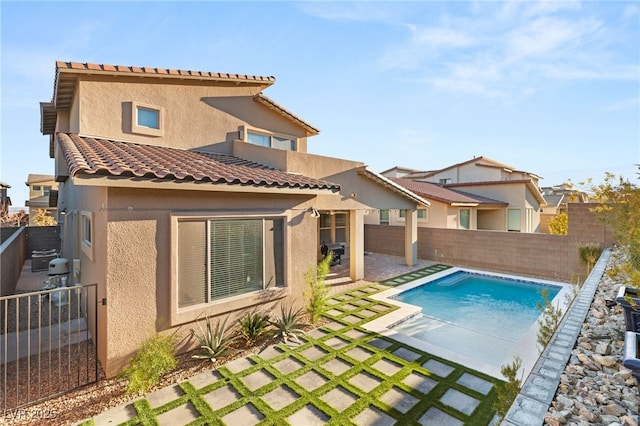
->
171, 287, 288, 327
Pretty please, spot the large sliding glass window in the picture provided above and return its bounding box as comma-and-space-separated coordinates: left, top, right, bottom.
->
178, 217, 285, 308
459, 209, 470, 229
319, 212, 349, 244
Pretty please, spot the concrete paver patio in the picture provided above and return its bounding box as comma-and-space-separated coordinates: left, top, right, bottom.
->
81, 262, 501, 426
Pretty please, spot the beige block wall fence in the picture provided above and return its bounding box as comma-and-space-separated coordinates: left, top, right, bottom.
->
365, 204, 614, 284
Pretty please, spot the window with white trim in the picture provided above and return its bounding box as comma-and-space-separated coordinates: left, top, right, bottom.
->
508, 208, 521, 232
247, 130, 296, 151
319, 212, 348, 244
131, 101, 164, 136
379, 210, 390, 225
459, 208, 470, 229
80, 211, 94, 260
398, 209, 428, 220
177, 217, 285, 308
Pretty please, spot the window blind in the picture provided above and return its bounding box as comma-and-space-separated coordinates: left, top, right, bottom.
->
178, 221, 207, 307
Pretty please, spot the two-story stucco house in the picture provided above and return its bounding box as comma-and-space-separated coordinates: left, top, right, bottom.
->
39, 61, 428, 377
372, 157, 546, 232
25, 174, 58, 225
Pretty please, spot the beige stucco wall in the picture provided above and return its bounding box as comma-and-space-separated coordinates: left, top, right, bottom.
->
95, 186, 319, 377
69, 78, 309, 153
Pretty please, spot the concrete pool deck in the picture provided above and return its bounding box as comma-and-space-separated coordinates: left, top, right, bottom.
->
365, 267, 575, 381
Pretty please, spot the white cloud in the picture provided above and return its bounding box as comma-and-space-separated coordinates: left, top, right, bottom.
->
409, 25, 476, 49
623, 4, 640, 19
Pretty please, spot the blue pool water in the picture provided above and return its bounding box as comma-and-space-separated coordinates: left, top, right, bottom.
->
391, 271, 562, 367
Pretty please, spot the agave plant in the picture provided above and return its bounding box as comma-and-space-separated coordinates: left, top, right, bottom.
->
191, 316, 237, 362
239, 310, 271, 346
269, 303, 307, 344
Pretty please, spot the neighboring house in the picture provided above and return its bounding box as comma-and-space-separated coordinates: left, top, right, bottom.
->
25, 174, 58, 225
0, 182, 11, 217
40, 61, 428, 377
540, 184, 589, 233
375, 156, 546, 232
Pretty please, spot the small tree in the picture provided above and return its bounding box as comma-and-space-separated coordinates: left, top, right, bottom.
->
548, 211, 568, 235
32, 208, 57, 226
578, 243, 603, 274
303, 253, 332, 324
493, 356, 523, 420
536, 288, 563, 354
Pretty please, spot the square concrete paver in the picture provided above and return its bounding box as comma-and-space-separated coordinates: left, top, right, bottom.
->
423, 359, 455, 377
156, 402, 199, 426
402, 372, 438, 394
348, 372, 381, 393
419, 407, 464, 426
457, 373, 494, 395
353, 406, 396, 426
147, 384, 184, 408
288, 404, 330, 426
343, 315, 362, 324
320, 386, 358, 412
202, 384, 242, 411
440, 388, 480, 416
380, 387, 419, 414
393, 347, 422, 363
345, 346, 374, 362
93, 403, 137, 425
322, 358, 353, 376
358, 309, 378, 318
367, 337, 393, 350
295, 370, 329, 391
257, 345, 282, 361
273, 356, 304, 374
187, 370, 222, 389
327, 309, 343, 317
301, 345, 329, 361
345, 328, 369, 340
306, 328, 329, 339
221, 403, 264, 426
325, 336, 349, 350
261, 385, 299, 411
371, 358, 403, 377
342, 303, 359, 311
241, 369, 275, 392
324, 321, 346, 331
226, 357, 254, 374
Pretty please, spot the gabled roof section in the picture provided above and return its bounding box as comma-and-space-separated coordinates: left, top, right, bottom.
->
42, 61, 277, 135
404, 156, 517, 180
446, 180, 546, 205
391, 178, 507, 206
254, 94, 320, 136
356, 167, 430, 207
57, 133, 340, 192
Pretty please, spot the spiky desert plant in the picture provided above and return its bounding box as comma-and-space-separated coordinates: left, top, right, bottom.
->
191, 316, 237, 362
270, 303, 306, 344
493, 356, 523, 421
239, 310, 271, 346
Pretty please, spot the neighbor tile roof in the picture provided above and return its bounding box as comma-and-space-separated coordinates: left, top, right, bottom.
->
57, 133, 340, 191
391, 178, 507, 206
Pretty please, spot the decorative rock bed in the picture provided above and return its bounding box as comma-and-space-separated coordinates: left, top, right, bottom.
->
544, 251, 640, 426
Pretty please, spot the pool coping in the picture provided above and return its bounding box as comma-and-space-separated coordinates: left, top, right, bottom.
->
501, 248, 612, 426
363, 267, 575, 381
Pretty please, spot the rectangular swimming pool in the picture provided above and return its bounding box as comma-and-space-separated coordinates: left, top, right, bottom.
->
364, 268, 572, 379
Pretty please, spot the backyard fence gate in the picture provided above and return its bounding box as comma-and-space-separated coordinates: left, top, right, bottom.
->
0, 284, 99, 412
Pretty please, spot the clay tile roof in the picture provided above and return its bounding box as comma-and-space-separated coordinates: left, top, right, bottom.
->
391, 178, 507, 206
57, 133, 340, 192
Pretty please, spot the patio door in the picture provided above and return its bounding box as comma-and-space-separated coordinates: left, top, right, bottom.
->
319, 211, 349, 245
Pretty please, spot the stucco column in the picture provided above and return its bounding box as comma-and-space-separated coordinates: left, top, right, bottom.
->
349, 210, 364, 282
404, 208, 418, 266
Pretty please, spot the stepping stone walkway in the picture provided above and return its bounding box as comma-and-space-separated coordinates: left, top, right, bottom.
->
82, 265, 502, 426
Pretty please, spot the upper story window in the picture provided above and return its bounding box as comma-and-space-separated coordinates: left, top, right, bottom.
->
439, 178, 452, 184
379, 210, 390, 225
247, 130, 296, 151
130, 101, 164, 137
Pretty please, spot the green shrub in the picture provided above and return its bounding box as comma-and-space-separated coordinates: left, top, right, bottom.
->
303, 253, 332, 324
239, 310, 271, 346
119, 333, 177, 395
493, 356, 522, 420
191, 316, 238, 362
536, 288, 563, 354
270, 303, 306, 344
578, 243, 603, 274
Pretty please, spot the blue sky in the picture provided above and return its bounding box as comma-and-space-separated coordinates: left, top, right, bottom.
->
2, 1, 639, 209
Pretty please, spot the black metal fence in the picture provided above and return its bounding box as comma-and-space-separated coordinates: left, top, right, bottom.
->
0, 284, 98, 411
